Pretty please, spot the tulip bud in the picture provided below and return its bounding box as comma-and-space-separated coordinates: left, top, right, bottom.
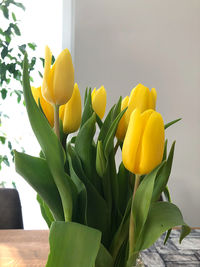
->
31, 86, 54, 127
116, 96, 129, 141
42, 46, 74, 105
91, 86, 106, 119
125, 84, 157, 126
60, 83, 82, 134
122, 109, 165, 175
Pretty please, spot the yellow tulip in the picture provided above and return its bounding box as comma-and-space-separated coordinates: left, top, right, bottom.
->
125, 84, 157, 126
91, 86, 106, 119
116, 96, 129, 141
60, 83, 82, 134
42, 46, 74, 106
122, 109, 165, 175
31, 86, 54, 127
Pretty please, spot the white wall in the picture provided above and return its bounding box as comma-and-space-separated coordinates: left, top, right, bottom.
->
74, 0, 200, 226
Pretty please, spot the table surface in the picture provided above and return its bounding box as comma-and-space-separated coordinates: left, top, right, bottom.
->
0, 229, 199, 267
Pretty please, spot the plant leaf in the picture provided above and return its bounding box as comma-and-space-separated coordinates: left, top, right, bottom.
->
80, 88, 93, 127
151, 142, 175, 202
46, 221, 101, 267
95, 244, 113, 267
165, 118, 181, 129
37, 194, 54, 228
14, 150, 64, 221
132, 162, 165, 244
136, 202, 190, 251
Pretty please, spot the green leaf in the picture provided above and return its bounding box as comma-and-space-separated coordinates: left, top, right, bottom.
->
75, 112, 96, 178
3, 156, 9, 166
1, 47, 8, 59
132, 162, 165, 244
37, 194, 54, 228
163, 186, 171, 202
136, 202, 190, 251
46, 222, 101, 267
68, 144, 109, 246
151, 142, 175, 202
165, 118, 181, 129
180, 225, 191, 243
1, 6, 9, 19
19, 44, 26, 54
103, 108, 126, 159
12, 2, 25, 11
162, 139, 168, 161
22, 54, 73, 221
0, 136, 6, 144
117, 162, 132, 216
28, 42, 37, 50
95, 244, 113, 267
110, 198, 131, 262
12, 24, 21, 36
96, 140, 106, 177
98, 96, 122, 143
12, 12, 17, 22
80, 88, 93, 127
14, 151, 64, 221
67, 143, 88, 224
98, 105, 115, 141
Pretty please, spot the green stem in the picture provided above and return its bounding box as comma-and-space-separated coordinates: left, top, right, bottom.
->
129, 174, 140, 261
54, 104, 60, 139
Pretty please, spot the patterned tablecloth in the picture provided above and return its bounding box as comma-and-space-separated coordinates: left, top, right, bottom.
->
141, 229, 200, 267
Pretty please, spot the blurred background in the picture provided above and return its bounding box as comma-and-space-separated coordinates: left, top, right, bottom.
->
0, 0, 200, 228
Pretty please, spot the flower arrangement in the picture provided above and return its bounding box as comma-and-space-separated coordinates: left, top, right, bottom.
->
15, 46, 190, 267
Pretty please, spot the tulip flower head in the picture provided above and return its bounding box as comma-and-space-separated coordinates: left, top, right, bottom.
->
122, 108, 165, 175
31, 86, 54, 127
60, 83, 82, 134
42, 46, 74, 106
91, 86, 107, 119
125, 84, 157, 126
116, 96, 129, 141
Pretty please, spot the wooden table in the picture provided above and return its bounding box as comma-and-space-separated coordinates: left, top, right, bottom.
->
0, 229, 200, 266
0, 230, 49, 267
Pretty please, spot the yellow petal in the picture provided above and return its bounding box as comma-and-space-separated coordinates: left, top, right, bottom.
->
61, 83, 82, 133
125, 84, 149, 125
116, 96, 129, 141
138, 111, 165, 174
134, 109, 154, 173
53, 48, 74, 105
42, 46, 54, 103
31, 86, 40, 105
122, 109, 143, 173
32, 85, 54, 127
91, 88, 96, 100
92, 86, 107, 119
148, 88, 157, 110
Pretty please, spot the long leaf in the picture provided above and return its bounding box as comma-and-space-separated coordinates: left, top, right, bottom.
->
151, 141, 175, 202
81, 88, 93, 127
95, 244, 113, 267
14, 151, 64, 221
37, 194, 54, 228
164, 118, 181, 129
132, 162, 165, 244
136, 202, 190, 251
46, 222, 101, 267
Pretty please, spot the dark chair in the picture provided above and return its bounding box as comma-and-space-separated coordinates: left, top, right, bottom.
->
0, 188, 23, 229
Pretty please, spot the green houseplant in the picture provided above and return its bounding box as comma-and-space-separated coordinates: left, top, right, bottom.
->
15, 46, 190, 267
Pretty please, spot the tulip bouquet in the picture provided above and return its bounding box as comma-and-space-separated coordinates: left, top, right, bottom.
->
15, 47, 190, 267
